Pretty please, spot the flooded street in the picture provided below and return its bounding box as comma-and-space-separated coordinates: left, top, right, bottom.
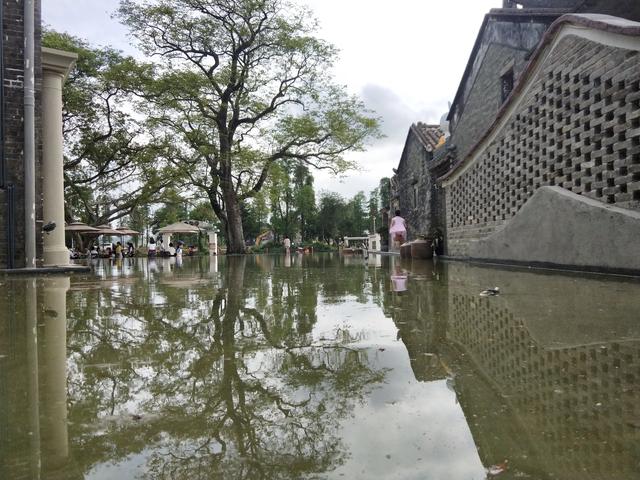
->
1, 254, 639, 479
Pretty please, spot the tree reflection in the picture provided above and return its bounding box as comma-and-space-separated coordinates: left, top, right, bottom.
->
65, 256, 385, 479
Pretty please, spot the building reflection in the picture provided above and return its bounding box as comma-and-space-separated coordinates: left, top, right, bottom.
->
0, 276, 79, 480
389, 260, 640, 479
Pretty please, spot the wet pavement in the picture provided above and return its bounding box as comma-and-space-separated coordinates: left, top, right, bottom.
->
0, 254, 639, 479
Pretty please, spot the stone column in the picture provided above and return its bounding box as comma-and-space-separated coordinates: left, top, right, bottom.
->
208, 231, 218, 254
40, 276, 71, 472
25, 279, 41, 477
42, 48, 78, 266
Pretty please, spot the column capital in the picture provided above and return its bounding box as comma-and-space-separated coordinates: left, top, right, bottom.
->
42, 47, 78, 79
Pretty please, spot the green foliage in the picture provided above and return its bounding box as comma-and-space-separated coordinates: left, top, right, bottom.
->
241, 198, 267, 241
268, 162, 317, 241
187, 200, 217, 223
315, 191, 346, 242
347, 191, 368, 235
379, 177, 391, 210
43, 30, 179, 226
150, 189, 188, 229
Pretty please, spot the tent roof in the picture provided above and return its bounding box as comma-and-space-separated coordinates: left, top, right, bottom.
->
93, 224, 122, 235
116, 227, 140, 235
65, 222, 100, 233
157, 221, 202, 234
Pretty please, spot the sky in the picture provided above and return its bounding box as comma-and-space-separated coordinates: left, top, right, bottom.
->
43, 0, 501, 198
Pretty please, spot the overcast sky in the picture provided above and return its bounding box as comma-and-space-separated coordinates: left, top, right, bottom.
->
44, 0, 501, 198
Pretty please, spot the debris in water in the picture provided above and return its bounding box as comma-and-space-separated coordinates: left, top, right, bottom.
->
486, 460, 508, 476
480, 287, 500, 297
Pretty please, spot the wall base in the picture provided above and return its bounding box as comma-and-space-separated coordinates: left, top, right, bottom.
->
466, 186, 640, 274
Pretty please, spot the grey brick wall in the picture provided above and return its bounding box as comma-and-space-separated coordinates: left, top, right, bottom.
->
0, 0, 43, 269
396, 132, 434, 238
445, 35, 640, 256
450, 43, 530, 162
449, 18, 554, 162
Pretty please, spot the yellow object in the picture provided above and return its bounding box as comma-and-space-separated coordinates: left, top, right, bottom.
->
256, 230, 273, 247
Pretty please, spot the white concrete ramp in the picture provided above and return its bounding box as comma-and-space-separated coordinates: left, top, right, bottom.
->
468, 186, 640, 273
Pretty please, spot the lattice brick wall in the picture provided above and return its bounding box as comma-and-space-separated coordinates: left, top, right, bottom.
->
446, 36, 640, 255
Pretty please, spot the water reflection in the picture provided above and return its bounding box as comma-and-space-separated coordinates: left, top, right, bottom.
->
388, 261, 640, 480
0, 255, 638, 479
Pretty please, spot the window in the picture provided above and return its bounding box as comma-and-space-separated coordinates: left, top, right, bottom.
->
501, 69, 514, 103
413, 185, 419, 208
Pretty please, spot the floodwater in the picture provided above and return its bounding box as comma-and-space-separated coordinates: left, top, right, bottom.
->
0, 254, 639, 480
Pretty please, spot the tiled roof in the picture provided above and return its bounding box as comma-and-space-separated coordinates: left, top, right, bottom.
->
411, 123, 445, 153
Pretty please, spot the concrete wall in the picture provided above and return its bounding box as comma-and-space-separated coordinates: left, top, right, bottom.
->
445, 27, 640, 266
468, 186, 640, 272
0, 1, 43, 268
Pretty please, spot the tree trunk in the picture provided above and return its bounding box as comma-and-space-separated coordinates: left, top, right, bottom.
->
224, 192, 246, 254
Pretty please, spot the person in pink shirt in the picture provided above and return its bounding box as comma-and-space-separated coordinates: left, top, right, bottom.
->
389, 210, 407, 251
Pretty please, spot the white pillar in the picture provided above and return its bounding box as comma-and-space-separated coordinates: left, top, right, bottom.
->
42, 48, 77, 266
40, 276, 71, 470
208, 231, 218, 254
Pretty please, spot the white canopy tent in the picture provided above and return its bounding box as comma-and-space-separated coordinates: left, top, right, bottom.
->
157, 221, 202, 234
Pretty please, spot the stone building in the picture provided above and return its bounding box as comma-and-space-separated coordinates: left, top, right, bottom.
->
0, 0, 43, 268
388, 0, 640, 273
391, 123, 444, 240
0, 1, 76, 269
503, 0, 640, 20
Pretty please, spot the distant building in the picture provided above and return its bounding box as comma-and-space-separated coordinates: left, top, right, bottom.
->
391, 123, 445, 241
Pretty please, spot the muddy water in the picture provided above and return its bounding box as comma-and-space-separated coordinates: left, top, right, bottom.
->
0, 254, 639, 479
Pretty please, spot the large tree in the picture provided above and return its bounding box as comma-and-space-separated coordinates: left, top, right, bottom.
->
117, 0, 379, 253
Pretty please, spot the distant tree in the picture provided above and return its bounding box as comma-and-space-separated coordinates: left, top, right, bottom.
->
150, 189, 188, 229
368, 188, 379, 232
269, 164, 295, 240
127, 204, 151, 245
316, 192, 346, 243
379, 177, 391, 210
241, 198, 265, 242
118, 0, 380, 253
43, 31, 179, 226
187, 200, 217, 223
295, 168, 316, 241
346, 191, 368, 235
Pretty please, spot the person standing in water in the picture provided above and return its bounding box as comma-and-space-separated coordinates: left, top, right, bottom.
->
389, 210, 407, 251
147, 237, 157, 257
283, 236, 291, 254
